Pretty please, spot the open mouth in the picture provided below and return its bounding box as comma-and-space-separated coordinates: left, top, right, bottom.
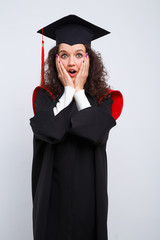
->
68, 70, 77, 77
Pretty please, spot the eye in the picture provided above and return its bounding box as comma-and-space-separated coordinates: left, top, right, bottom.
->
76, 53, 83, 58
61, 54, 68, 59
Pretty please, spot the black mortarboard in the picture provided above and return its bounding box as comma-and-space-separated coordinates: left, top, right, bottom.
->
37, 14, 110, 46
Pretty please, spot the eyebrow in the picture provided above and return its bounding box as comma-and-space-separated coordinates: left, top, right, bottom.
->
59, 49, 85, 53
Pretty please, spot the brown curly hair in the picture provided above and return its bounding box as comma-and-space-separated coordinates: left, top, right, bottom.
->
43, 44, 111, 103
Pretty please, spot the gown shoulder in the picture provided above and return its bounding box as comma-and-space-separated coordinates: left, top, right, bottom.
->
32, 86, 54, 114
98, 89, 123, 120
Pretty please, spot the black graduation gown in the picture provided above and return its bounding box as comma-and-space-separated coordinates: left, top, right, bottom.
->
30, 88, 116, 240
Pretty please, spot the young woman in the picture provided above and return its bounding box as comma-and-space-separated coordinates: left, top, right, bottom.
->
30, 14, 123, 240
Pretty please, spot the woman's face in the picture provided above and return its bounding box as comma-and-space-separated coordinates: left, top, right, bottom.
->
58, 43, 86, 82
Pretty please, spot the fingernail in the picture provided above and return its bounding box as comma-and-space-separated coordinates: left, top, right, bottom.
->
83, 60, 84, 63
56, 54, 58, 58
59, 60, 60, 63
85, 52, 88, 57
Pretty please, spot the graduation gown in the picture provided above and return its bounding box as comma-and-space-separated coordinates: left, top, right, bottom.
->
30, 87, 123, 240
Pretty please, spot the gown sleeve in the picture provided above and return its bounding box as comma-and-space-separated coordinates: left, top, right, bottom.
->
30, 87, 73, 144
69, 95, 117, 145
53, 86, 76, 115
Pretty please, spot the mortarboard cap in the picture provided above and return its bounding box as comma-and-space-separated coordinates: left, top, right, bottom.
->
37, 14, 110, 46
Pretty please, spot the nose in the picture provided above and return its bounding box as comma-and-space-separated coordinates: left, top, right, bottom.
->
68, 55, 75, 66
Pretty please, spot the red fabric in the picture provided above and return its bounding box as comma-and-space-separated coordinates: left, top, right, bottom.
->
109, 89, 123, 120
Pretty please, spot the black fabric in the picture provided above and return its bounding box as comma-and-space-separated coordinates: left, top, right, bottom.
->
37, 14, 110, 45
55, 24, 93, 46
30, 88, 116, 240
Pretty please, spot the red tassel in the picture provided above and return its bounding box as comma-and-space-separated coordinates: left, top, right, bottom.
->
41, 28, 44, 86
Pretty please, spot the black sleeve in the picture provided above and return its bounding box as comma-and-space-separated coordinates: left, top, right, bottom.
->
30, 88, 72, 144
69, 96, 116, 145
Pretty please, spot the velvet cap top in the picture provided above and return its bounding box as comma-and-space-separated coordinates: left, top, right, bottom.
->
37, 14, 110, 46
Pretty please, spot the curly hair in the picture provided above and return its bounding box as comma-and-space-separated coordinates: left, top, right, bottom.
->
43, 44, 111, 103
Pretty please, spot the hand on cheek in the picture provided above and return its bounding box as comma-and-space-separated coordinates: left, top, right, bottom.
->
74, 53, 89, 92
55, 55, 74, 88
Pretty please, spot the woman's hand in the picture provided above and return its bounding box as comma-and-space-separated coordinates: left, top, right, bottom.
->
74, 53, 90, 92
55, 55, 74, 88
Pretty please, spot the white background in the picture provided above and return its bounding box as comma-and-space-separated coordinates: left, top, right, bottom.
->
0, 0, 160, 239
